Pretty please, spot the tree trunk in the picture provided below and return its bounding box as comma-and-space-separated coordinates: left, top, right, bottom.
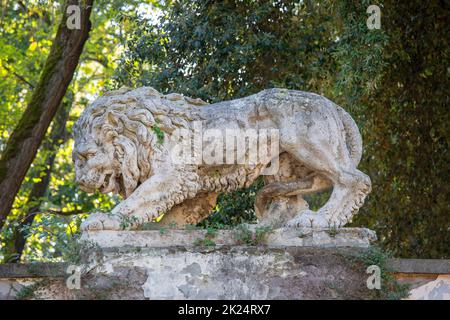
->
0, 0, 94, 229
6, 92, 73, 263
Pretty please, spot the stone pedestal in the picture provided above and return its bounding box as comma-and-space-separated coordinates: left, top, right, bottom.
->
80, 227, 376, 248
20, 227, 380, 299
3, 229, 448, 300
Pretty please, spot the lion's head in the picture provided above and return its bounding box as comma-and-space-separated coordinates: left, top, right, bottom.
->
73, 86, 206, 198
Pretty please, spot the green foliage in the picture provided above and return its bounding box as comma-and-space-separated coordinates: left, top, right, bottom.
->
115, 0, 336, 101
334, 1, 449, 258
151, 124, 165, 144
207, 226, 218, 236
15, 279, 50, 300
193, 237, 216, 247
167, 221, 178, 229
60, 236, 101, 265
199, 178, 265, 228
233, 224, 272, 246
353, 246, 410, 300
304, 189, 332, 211
326, 225, 341, 238
193, 225, 218, 247
118, 214, 140, 230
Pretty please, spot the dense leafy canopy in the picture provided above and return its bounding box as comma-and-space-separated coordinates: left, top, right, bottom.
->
115, 0, 449, 258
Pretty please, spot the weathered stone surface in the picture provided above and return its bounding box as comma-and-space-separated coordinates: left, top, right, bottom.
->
2, 250, 450, 300
403, 275, 450, 300
0, 262, 67, 278
73, 87, 372, 231
80, 227, 377, 248
31, 246, 374, 300
387, 259, 450, 274
21, 228, 376, 300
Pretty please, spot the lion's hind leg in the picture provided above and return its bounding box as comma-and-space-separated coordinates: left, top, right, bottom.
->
286, 167, 370, 228
327, 168, 371, 226
255, 174, 330, 227
280, 133, 370, 228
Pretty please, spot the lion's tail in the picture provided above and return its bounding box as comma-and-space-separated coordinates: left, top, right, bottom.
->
336, 105, 363, 166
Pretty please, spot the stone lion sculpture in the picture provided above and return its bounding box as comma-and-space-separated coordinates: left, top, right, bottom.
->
73, 87, 371, 231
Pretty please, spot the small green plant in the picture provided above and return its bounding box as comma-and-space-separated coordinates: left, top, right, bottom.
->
326, 224, 340, 237
254, 226, 273, 244
185, 224, 199, 231
159, 227, 167, 235
352, 246, 410, 300
16, 284, 37, 300
193, 237, 216, 247
140, 222, 161, 230
233, 224, 272, 246
15, 279, 49, 300
151, 124, 165, 144
205, 226, 218, 238
168, 221, 178, 229
234, 224, 254, 245
192, 225, 219, 247
60, 237, 101, 265
119, 214, 140, 230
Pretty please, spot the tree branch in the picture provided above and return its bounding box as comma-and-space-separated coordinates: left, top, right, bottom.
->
17, 1, 27, 12
2, 64, 36, 89
0, 0, 94, 229
46, 209, 85, 216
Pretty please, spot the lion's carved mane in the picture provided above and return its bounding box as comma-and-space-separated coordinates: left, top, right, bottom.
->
74, 87, 206, 197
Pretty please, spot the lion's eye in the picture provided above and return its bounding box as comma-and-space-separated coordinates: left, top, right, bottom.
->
77, 150, 95, 161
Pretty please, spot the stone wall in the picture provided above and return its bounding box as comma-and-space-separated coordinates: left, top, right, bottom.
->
0, 248, 376, 300
387, 259, 450, 300
0, 228, 448, 300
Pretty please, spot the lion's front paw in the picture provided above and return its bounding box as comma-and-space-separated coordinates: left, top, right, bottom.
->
80, 212, 121, 231
284, 210, 329, 229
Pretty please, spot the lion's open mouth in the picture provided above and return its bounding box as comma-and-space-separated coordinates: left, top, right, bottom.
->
100, 172, 117, 193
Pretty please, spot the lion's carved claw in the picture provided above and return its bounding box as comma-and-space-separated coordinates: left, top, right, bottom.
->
284, 210, 330, 229
80, 212, 121, 231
